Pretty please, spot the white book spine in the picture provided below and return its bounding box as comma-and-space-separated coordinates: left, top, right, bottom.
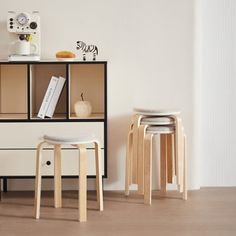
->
45, 76, 66, 118
37, 76, 59, 119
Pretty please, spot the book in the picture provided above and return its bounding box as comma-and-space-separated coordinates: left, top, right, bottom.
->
37, 76, 59, 119
45, 76, 66, 118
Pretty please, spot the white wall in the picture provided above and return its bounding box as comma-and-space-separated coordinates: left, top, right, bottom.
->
197, 0, 236, 186
0, 0, 195, 190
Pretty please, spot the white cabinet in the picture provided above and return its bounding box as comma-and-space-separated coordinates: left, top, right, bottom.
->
0, 149, 104, 176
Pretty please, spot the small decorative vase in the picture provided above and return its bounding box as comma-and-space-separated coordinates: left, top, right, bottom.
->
74, 101, 92, 118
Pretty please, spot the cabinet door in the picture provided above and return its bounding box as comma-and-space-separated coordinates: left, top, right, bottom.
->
0, 149, 104, 176
0, 122, 104, 148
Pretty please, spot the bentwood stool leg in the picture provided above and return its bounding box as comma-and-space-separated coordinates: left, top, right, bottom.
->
183, 135, 188, 200
54, 144, 62, 208
175, 116, 184, 193
171, 115, 180, 188
160, 134, 167, 196
173, 134, 177, 176
77, 144, 87, 222
144, 133, 153, 205
167, 134, 173, 184
137, 125, 147, 195
132, 114, 142, 184
34, 141, 45, 219
94, 141, 104, 211
125, 130, 133, 196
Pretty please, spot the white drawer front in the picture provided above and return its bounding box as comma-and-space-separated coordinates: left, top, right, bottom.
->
0, 149, 104, 176
0, 122, 104, 148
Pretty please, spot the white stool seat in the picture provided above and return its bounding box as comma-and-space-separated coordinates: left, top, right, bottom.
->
141, 117, 175, 126
146, 126, 175, 134
43, 134, 97, 145
134, 108, 180, 116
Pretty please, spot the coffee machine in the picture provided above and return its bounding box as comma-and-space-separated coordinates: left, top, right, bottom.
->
7, 11, 41, 61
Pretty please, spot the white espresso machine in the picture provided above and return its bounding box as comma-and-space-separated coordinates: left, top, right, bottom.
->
7, 11, 41, 61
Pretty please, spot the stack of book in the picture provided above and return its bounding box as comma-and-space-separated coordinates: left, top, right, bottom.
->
37, 76, 66, 119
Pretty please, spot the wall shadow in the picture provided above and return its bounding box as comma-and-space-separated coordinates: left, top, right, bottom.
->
105, 114, 131, 188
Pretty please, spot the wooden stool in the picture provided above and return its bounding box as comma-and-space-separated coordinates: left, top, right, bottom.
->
125, 108, 187, 202
34, 134, 103, 222
125, 116, 176, 195
137, 116, 176, 195
144, 126, 187, 204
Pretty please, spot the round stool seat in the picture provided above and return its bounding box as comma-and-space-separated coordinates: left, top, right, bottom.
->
146, 126, 175, 134
141, 117, 175, 126
134, 108, 180, 116
43, 134, 97, 145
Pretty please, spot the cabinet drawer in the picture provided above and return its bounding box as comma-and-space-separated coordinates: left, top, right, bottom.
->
0, 122, 104, 148
0, 149, 104, 176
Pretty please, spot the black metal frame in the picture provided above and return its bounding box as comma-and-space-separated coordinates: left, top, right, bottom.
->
0, 60, 108, 194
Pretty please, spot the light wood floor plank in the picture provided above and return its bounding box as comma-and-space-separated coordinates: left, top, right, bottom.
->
1, 188, 236, 236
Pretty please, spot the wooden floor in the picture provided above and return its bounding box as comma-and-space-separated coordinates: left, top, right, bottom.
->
0, 188, 236, 236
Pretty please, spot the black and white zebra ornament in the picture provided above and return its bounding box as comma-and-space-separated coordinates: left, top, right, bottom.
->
76, 41, 98, 61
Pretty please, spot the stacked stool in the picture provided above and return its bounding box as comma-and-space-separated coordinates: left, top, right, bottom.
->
34, 134, 103, 222
125, 108, 187, 204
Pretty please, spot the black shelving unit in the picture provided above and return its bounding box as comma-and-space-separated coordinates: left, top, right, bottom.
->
0, 60, 107, 194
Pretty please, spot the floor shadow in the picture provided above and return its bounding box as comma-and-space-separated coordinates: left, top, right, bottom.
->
0, 214, 33, 220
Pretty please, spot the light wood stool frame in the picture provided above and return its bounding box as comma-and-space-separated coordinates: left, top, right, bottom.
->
125, 114, 187, 203
143, 130, 187, 205
34, 140, 103, 222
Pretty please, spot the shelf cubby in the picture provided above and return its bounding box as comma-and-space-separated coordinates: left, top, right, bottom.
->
0, 64, 28, 119
30, 64, 67, 120
69, 64, 105, 120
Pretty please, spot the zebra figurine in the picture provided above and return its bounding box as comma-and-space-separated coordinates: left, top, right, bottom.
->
76, 41, 98, 61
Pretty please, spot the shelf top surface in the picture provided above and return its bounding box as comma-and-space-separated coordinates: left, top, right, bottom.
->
0, 59, 107, 64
